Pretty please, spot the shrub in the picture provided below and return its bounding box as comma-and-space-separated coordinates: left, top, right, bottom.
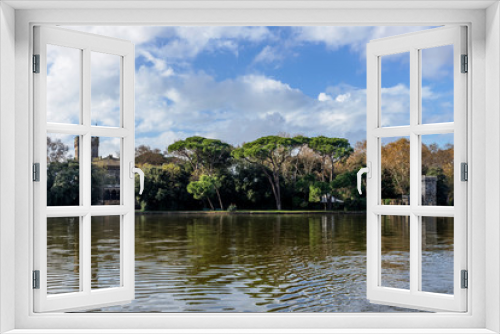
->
227, 204, 237, 212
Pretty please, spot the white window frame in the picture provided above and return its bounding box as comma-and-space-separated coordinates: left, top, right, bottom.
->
1, 1, 499, 333
366, 26, 467, 312
33, 26, 136, 312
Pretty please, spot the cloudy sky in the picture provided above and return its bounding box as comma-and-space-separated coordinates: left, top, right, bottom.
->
48, 26, 454, 156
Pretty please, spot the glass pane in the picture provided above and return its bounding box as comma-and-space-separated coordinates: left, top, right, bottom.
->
46, 44, 81, 124
380, 52, 410, 127
91, 216, 121, 289
91, 137, 121, 205
381, 137, 410, 205
91, 52, 121, 127
421, 45, 454, 124
381, 215, 410, 290
421, 217, 454, 294
47, 217, 80, 294
421, 134, 454, 206
47, 133, 80, 206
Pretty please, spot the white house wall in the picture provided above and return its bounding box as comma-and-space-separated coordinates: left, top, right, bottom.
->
0, 2, 16, 333
485, 2, 500, 333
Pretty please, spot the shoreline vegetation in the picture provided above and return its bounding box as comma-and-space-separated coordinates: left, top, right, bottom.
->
47, 134, 453, 210
135, 210, 366, 215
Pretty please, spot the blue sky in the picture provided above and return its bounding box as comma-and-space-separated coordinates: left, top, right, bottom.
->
50, 26, 454, 154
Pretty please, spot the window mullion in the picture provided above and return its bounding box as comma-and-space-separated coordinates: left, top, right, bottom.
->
82, 48, 90, 127
409, 47, 420, 294
82, 48, 92, 295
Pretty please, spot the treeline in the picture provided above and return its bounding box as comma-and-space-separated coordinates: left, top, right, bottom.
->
136, 135, 364, 211
380, 138, 454, 205
46, 135, 454, 210
46, 136, 121, 206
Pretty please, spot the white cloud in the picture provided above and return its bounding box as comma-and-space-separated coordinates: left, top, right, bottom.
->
138, 50, 175, 77
137, 131, 183, 152
144, 26, 273, 61
421, 86, 439, 100
54, 26, 443, 149
380, 84, 410, 127
293, 26, 434, 57
336, 93, 351, 103
90, 52, 121, 127
253, 45, 284, 64
98, 137, 121, 158
67, 26, 168, 45
132, 62, 379, 147
46, 45, 81, 124
66, 26, 274, 67
421, 44, 454, 80
318, 92, 333, 102
242, 74, 294, 92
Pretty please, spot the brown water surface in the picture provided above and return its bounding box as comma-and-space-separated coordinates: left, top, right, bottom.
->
46, 213, 453, 312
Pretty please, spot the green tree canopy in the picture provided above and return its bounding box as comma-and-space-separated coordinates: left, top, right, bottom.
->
232, 135, 305, 210
308, 136, 353, 209
187, 175, 217, 210
135, 145, 167, 165
308, 136, 353, 182
168, 136, 232, 209
167, 136, 232, 174
47, 136, 70, 163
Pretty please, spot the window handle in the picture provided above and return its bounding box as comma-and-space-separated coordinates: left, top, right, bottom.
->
357, 162, 371, 195
129, 162, 145, 195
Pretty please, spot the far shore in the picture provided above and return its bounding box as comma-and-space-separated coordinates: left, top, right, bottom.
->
135, 210, 366, 215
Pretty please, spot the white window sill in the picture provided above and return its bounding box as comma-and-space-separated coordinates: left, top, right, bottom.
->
3, 330, 498, 334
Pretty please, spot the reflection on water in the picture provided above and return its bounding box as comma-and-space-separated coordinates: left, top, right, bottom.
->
47, 217, 80, 294
381, 215, 410, 290
46, 213, 453, 312
421, 217, 454, 294
91, 216, 121, 289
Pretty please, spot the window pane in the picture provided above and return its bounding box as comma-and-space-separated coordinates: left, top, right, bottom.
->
381, 215, 410, 290
46, 44, 81, 124
47, 217, 80, 294
381, 137, 410, 205
91, 137, 121, 205
421, 217, 454, 294
421, 134, 454, 206
47, 133, 80, 206
91, 216, 121, 289
381, 52, 410, 127
421, 45, 454, 124
91, 52, 121, 127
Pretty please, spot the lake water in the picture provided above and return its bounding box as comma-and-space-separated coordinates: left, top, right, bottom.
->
46, 213, 454, 312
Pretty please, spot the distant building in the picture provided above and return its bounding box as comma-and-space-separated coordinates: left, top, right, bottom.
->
382, 176, 437, 205
93, 155, 120, 205
422, 175, 437, 206
401, 194, 410, 205
320, 194, 344, 204
74, 136, 100, 160
75, 137, 120, 205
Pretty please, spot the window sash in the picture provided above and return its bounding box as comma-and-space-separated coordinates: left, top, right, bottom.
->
33, 26, 136, 313
365, 26, 467, 312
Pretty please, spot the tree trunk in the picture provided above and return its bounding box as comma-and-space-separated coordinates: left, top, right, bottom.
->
263, 168, 281, 210
274, 172, 282, 210
206, 197, 215, 210
321, 156, 326, 182
329, 157, 334, 182
215, 187, 224, 210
